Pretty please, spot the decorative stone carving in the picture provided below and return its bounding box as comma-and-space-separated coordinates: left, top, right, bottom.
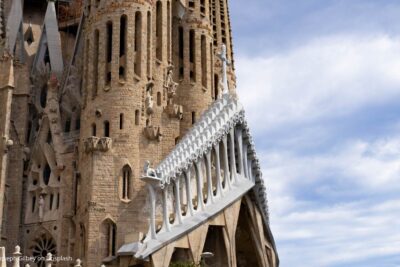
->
165, 104, 183, 120
144, 125, 162, 142
98, 137, 112, 152
83, 137, 112, 153
84, 136, 100, 153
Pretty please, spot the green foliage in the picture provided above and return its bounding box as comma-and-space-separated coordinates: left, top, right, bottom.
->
169, 261, 200, 267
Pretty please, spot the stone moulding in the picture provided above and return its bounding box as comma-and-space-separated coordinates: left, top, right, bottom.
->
84, 137, 112, 153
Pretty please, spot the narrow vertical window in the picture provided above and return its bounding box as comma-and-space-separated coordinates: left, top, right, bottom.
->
32, 196, 36, 213
75, 118, 81, 130
167, 1, 171, 61
105, 222, 117, 257
156, 1, 163, 61
119, 15, 127, 80
119, 113, 124, 130
106, 22, 113, 85
189, 30, 196, 81
188, 0, 195, 10
178, 27, 184, 79
50, 194, 54, 210
201, 35, 207, 88
65, 117, 71, 133
214, 74, 219, 99
93, 30, 99, 97
192, 112, 196, 124
147, 11, 152, 77
57, 193, 60, 209
135, 110, 140, 125
104, 121, 110, 137
134, 12, 142, 77
92, 123, 97, 136
157, 92, 162, 106
200, 0, 206, 16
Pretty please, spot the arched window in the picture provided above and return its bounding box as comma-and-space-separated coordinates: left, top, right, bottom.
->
121, 165, 132, 200
201, 35, 207, 87
147, 11, 152, 77
103, 220, 116, 257
104, 121, 110, 137
189, 30, 196, 81
178, 26, 184, 79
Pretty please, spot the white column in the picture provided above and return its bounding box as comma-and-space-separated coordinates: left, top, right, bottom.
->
161, 187, 171, 232
222, 135, 231, 190
243, 141, 249, 179
229, 128, 237, 183
194, 161, 205, 210
0, 247, 6, 267
235, 128, 244, 176
174, 179, 183, 224
147, 184, 157, 240
214, 143, 224, 197
184, 170, 194, 216
205, 152, 214, 204
45, 253, 52, 267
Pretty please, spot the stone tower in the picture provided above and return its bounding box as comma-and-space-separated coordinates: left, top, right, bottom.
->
0, 0, 278, 267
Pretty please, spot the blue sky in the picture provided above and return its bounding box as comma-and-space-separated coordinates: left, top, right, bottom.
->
230, 1, 400, 266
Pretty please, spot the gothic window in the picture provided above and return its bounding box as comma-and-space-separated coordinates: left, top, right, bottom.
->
93, 30, 99, 97
201, 35, 207, 88
43, 164, 51, 185
135, 12, 142, 77
200, 0, 206, 16
40, 85, 48, 108
104, 121, 110, 137
119, 15, 127, 80
103, 221, 116, 257
188, 0, 195, 10
56, 193, 60, 209
121, 165, 132, 200
135, 110, 140, 125
156, 1, 163, 61
106, 21, 113, 85
119, 113, 124, 130
214, 74, 219, 99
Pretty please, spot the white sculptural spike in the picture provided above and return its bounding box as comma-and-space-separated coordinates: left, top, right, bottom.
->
74, 259, 82, 267
217, 44, 231, 95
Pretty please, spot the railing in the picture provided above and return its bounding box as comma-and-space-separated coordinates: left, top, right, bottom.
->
135, 94, 266, 259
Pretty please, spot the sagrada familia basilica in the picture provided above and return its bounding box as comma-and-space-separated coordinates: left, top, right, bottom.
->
0, 0, 278, 266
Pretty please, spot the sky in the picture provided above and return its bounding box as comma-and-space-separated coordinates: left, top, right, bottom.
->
230, 1, 400, 266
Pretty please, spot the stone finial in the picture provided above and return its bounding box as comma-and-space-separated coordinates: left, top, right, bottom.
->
25, 264, 30, 267
74, 259, 82, 267
45, 253, 52, 267
100, 265, 106, 267
12, 246, 22, 267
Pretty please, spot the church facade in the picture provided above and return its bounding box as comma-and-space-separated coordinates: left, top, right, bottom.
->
0, 0, 278, 266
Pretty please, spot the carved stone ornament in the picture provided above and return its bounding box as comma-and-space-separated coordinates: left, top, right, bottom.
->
144, 125, 162, 142
164, 66, 178, 105
84, 137, 112, 153
165, 104, 183, 120
145, 82, 154, 115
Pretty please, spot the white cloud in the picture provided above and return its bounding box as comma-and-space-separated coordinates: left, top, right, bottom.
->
263, 136, 400, 267
236, 34, 400, 133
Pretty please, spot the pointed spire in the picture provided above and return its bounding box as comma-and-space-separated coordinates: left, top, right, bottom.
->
6, 0, 23, 53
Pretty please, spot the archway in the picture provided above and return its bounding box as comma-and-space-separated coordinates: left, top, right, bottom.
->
235, 202, 262, 267
202, 226, 229, 267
